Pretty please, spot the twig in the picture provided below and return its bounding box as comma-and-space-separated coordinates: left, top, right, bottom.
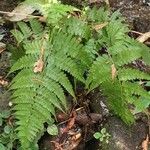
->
137, 32, 150, 43
130, 30, 143, 35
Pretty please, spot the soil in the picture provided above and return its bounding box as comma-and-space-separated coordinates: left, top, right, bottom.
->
0, 0, 150, 150
0, 0, 18, 12
109, 0, 150, 33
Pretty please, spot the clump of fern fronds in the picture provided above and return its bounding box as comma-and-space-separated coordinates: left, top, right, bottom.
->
86, 8, 150, 124
9, 3, 150, 149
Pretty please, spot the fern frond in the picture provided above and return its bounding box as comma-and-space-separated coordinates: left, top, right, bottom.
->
17, 22, 32, 38
139, 43, 150, 65
39, 76, 67, 109
11, 29, 24, 44
45, 65, 75, 98
85, 8, 150, 124
87, 7, 109, 23
37, 87, 63, 111
123, 82, 150, 99
52, 31, 83, 57
52, 31, 92, 67
11, 88, 35, 100
101, 13, 129, 47
44, 3, 76, 24
29, 19, 44, 35
11, 72, 66, 148
118, 68, 150, 81
10, 69, 34, 85
112, 48, 142, 66
53, 54, 85, 82
101, 81, 134, 124
86, 55, 111, 90
10, 18, 90, 148
63, 17, 91, 39
23, 40, 42, 55
9, 55, 37, 74
24, 0, 76, 25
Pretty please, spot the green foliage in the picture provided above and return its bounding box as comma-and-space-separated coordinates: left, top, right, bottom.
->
9, 17, 90, 149
47, 124, 58, 135
9, 3, 150, 149
25, 0, 78, 25
86, 8, 150, 124
0, 110, 17, 150
94, 128, 111, 144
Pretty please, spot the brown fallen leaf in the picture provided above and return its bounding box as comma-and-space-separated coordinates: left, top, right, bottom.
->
71, 133, 81, 141
111, 64, 117, 80
93, 22, 108, 31
61, 111, 76, 134
4, 3, 35, 21
142, 135, 149, 150
137, 32, 150, 43
33, 59, 44, 73
50, 141, 63, 150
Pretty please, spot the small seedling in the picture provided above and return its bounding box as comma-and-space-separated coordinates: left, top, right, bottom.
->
94, 128, 111, 144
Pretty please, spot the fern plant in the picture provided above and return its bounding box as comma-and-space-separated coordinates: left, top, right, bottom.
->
9, 17, 92, 149
85, 8, 150, 124
9, 2, 150, 149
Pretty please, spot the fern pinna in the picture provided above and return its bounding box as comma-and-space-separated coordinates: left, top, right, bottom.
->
9, 18, 91, 149
86, 8, 150, 124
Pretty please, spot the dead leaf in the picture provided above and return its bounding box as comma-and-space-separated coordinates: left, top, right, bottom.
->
111, 64, 117, 80
0, 79, 8, 86
61, 112, 76, 134
33, 59, 44, 73
50, 141, 63, 150
142, 135, 149, 150
5, 3, 35, 21
67, 112, 76, 129
0, 42, 6, 53
72, 133, 81, 141
137, 32, 150, 43
93, 22, 108, 31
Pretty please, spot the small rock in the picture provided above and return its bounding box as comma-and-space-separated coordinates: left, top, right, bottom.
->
102, 117, 148, 150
